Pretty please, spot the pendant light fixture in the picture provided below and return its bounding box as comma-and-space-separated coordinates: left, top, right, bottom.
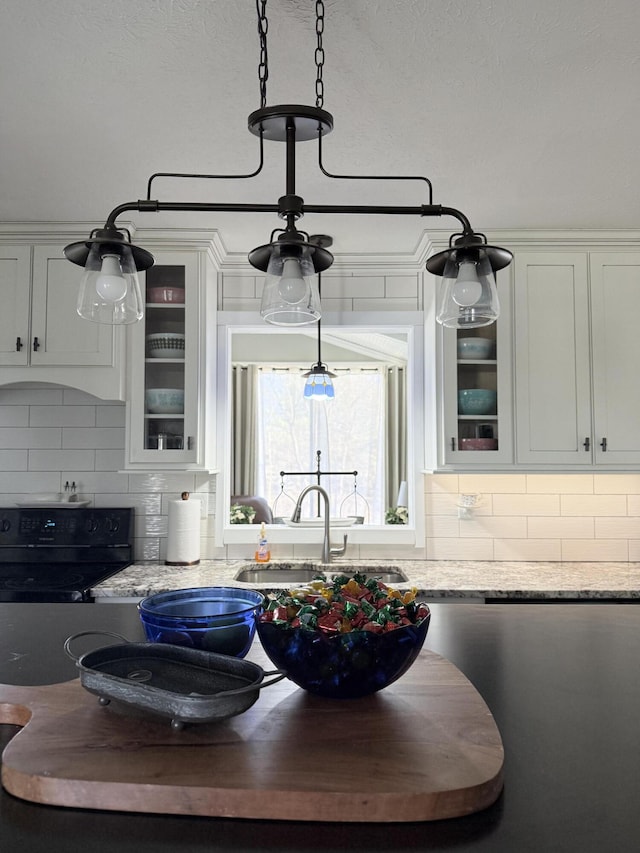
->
63, 0, 512, 327
302, 236, 335, 400
65, 227, 152, 325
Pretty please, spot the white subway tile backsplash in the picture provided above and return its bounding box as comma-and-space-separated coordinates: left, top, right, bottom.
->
4, 389, 640, 564
458, 473, 527, 493
93, 493, 162, 514
494, 538, 562, 561
0, 450, 28, 471
96, 405, 126, 427
526, 474, 594, 494
1, 472, 61, 493
223, 275, 258, 299
28, 449, 95, 471
561, 539, 629, 561
595, 517, 640, 539
493, 494, 560, 516
426, 537, 494, 560
353, 297, 418, 312
384, 275, 419, 298
561, 494, 627, 516
30, 406, 96, 427
425, 474, 460, 494
528, 517, 595, 538
460, 516, 528, 539
95, 449, 126, 471
63, 427, 125, 449
425, 514, 460, 538
595, 474, 640, 494
67, 472, 129, 492
0, 406, 28, 426
0, 427, 61, 448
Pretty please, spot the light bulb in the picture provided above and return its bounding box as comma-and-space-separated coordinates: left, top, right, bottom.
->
452, 261, 483, 307
95, 254, 127, 303
277, 257, 307, 305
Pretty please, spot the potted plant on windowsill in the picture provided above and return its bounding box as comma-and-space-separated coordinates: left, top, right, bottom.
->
230, 504, 257, 524
385, 506, 408, 525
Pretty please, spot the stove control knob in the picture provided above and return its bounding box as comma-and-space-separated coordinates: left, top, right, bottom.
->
85, 517, 99, 534
106, 517, 120, 533
0, 518, 10, 533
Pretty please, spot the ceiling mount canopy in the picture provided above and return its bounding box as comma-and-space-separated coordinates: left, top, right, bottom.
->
64, 0, 512, 327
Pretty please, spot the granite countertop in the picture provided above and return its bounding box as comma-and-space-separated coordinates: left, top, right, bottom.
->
92, 559, 640, 600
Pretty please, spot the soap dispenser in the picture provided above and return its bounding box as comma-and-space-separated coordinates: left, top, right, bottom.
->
255, 522, 270, 563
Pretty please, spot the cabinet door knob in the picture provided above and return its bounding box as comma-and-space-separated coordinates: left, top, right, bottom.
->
16, 336, 22, 352
600, 437, 608, 452
583, 437, 590, 451
33, 336, 40, 351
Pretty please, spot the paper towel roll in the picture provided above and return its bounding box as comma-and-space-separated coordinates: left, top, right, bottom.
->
166, 493, 201, 565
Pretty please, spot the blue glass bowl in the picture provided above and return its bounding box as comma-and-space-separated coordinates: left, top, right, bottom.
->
256, 611, 431, 699
138, 587, 265, 658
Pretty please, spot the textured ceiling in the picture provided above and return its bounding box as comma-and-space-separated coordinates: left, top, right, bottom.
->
1, 0, 639, 257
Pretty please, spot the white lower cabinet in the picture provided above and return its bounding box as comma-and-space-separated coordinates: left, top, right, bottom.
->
0, 243, 124, 399
125, 246, 216, 471
514, 250, 640, 466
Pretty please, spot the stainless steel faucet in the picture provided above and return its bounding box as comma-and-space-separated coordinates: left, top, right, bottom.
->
291, 485, 348, 563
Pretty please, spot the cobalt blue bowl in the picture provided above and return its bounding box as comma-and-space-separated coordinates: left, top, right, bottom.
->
138, 587, 265, 658
256, 611, 431, 699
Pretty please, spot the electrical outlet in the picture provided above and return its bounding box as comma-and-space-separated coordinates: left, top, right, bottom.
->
459, 493, 481, 507
457, 493, 481, 520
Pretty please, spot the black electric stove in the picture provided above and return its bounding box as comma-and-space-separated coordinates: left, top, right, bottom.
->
0, 507, 134, 602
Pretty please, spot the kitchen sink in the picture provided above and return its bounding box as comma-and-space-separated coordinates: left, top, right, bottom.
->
234, 564, 409, 585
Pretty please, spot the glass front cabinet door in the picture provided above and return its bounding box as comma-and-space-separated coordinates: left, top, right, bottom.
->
126, 248, 216, 470
440, 266, 513, 466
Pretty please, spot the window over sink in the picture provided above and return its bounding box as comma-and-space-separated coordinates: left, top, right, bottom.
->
215, 312, 425, 548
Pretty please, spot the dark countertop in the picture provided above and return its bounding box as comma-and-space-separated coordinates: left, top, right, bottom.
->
1, 602, 639, 852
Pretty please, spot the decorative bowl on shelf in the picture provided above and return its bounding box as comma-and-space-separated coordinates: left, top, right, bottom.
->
457, 337, 494, 360
459, 438, 499, 451
146, 333, 185, 359
145, 388, 185, 414
138, 587, 265, 658
147, 287, 185, 304
458, 388, 497, 415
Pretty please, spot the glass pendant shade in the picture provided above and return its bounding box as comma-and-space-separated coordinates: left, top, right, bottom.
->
303, 365, 335, 401
259, 245, 321, 326
76, 243, 144, 325
435, 252, 500, 328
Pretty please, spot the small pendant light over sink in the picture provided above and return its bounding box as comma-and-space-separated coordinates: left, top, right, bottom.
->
302, 240, 335, 400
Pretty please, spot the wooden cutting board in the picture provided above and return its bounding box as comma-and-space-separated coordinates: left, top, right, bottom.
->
0, 647, 503, 822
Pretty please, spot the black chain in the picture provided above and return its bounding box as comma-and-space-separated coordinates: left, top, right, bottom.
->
257, 0, 269, 108
315, 0, 325, 107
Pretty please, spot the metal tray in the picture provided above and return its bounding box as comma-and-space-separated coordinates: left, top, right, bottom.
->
65, 631, 285, 729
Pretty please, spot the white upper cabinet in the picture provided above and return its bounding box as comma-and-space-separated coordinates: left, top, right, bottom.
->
438, 266, 514, 467
125, 246, 216, 471
589, 253, 640, 464
514, 249, 640, 466
0, 243, 125, 399
0, 245, 31, 365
